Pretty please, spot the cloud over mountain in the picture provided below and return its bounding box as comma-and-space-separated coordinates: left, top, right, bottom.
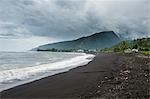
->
0, 0, 149, 40
0, 0, 149, 51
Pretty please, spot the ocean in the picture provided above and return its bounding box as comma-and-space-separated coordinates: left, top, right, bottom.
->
0, 51, 95, 92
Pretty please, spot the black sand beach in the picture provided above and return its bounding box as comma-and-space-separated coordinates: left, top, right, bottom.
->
1, 53, 149, 99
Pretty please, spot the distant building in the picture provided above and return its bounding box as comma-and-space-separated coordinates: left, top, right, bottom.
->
132, 49, 138, 53
89, 49, 97, 52
124, 49, 132, 53
77, 49, 84, 52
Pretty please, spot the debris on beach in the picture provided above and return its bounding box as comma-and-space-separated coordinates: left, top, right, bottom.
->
82, 53, 150, 99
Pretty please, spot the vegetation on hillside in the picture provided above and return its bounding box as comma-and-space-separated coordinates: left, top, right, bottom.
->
101, 38, 150, 54
37, 38, 150, 55
35, 31, 120, 51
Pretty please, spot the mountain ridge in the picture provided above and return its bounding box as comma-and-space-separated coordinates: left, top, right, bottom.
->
33, 31, 121, 51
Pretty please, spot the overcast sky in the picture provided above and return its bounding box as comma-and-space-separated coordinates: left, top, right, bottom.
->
0, 0, 149, 51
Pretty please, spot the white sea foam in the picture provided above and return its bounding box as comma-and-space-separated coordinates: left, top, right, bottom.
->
0, 53, 95, 92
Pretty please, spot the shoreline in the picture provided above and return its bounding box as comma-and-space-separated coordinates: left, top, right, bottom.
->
0, 52, 95, 92
1, 53, 149, 98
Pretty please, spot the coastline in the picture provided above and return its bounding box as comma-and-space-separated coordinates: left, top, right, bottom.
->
1, 53, 149, 98
0, 52, 95, 92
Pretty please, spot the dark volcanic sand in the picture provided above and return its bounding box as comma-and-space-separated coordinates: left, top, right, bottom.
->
1, 53, 149, 99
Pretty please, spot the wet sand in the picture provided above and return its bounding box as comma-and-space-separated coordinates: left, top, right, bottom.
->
1, 53, 149, 99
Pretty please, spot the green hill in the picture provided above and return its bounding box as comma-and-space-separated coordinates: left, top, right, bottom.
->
33, 31, 120, 51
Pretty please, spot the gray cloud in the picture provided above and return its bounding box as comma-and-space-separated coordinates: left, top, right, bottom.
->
0, 0, 149, 40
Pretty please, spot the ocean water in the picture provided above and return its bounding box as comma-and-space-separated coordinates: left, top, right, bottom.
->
0, 51, 95, 92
